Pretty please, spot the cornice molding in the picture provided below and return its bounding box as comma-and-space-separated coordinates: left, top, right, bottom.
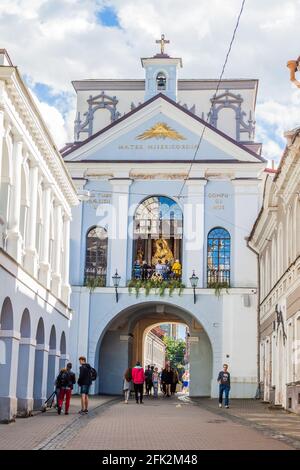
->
0, 67, 78, 207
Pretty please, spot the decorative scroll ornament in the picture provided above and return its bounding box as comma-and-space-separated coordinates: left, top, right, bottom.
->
136, 122, 186, 140
178, 102, 196, 114
287, 57, 300, 88
210, 91, 255, 141
74, 91, 121, 141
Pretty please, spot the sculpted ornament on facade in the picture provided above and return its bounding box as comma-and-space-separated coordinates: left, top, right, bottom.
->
136, 122, 186, 140
287, 57, 300, 88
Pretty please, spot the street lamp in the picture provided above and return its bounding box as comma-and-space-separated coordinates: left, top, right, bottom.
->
189, 270, 199, 304
112, 270, 121, 303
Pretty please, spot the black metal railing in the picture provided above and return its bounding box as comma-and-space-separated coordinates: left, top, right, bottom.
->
84, 267, 106, 288
132, 265, 182, 281
207, 269, 230, 287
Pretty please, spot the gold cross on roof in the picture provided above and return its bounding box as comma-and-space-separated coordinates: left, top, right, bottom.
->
156, 34, 170, 55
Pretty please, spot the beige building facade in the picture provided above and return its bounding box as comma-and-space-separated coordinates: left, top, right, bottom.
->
249, 128, 300, 414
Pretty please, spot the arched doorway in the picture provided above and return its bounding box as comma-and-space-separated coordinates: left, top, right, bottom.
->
0, 297, 18, 420
97, 302, 213, 397
47, 326, 57, 397
33, 318, 46, 408
59, 331, 67, 370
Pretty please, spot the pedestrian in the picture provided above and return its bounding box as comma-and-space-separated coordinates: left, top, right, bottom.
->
218, 363, 231, 408
161, 365, 173, 397
181, 370, 189, 393
77, 356, 93, 414
171, 368, 179, 395
56, 362, 76, 415
144, 365, 152, 396
123, 367, 132, 404
152, 367, 160, 398
132, 361, 145, 404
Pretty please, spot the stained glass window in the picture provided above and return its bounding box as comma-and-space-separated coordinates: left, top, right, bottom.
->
207, 227, 230, 286
85, 226, 108, 286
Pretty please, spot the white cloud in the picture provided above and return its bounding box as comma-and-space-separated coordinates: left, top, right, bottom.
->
256, 88, 300, 161
1, 0, 300, 153
29, 89, 75, 148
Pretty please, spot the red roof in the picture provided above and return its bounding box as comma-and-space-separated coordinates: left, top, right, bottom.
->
151, 326, 165, 340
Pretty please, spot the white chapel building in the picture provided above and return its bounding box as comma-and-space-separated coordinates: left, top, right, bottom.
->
63, 37, 267, 398
0, 50, 78, 422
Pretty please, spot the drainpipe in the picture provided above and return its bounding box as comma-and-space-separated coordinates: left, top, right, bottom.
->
247, 242, 261, 400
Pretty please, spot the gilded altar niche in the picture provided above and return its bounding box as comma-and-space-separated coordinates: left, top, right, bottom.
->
133, 196, 182, 269
135, 237, 178, 266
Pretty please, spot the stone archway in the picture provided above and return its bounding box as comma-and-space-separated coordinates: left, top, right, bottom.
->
97, 301, 213, 397
0, 297, 18, 421
59, 331, 67, 370
47, 326, 57, 397
33, 318, 46, 408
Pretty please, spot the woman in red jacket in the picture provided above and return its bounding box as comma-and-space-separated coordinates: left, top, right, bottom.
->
131, 361, 145, 404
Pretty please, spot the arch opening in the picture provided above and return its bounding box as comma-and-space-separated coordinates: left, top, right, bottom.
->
97, 302, 213, 398
33, 318, 45, 407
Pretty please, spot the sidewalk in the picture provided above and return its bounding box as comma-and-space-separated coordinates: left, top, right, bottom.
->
190, 397, 300, 449
0, 395, 117, 450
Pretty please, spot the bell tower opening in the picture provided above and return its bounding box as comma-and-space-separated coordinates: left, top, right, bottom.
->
141, 34, 182, 102
156, 72, 167, 91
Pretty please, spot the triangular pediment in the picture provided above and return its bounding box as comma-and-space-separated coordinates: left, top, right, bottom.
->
63, 94, 265, 164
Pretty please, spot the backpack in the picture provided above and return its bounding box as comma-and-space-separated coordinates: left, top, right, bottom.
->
56, 370, 69, 387
90, 367, 97, 381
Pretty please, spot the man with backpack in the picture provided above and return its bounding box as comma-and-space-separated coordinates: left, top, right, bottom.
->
78, 356, 97, 414
56, 362, 76, 415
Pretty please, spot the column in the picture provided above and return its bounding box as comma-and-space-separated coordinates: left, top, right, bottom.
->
17, 337, 36, 416
182, 179, 207, 286
33, 343, 49, 409
59, 353, 69, 371
0, 106, 4, 185
51, 203, 62, 298
61, 214, 71, 305
39, 183, 52, 288
0, 108, 6, 248
0, 330, 20, 422
24, 162, 39, 276
47, 349, 60, 398
231, 179, 259, 287
6, 137, 23, 262
108, 178, 132, 286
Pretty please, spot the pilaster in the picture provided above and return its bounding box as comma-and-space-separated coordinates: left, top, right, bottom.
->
182, 178, 207, 286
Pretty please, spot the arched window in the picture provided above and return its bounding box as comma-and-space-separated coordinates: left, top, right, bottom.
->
156, 72, 167, 91
207, 227, 230, 286
85, 226, 108, 286
133, 196, 182, 280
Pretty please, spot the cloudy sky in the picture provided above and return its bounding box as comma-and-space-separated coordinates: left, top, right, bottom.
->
1, 0, 300, 162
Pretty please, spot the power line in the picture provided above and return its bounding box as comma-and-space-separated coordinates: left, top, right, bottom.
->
177, 0, 247, 199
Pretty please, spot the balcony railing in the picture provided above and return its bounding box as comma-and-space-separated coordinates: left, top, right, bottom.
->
132, 265, 182, 282
207, 269, 230, 287
84, 267, 106, 288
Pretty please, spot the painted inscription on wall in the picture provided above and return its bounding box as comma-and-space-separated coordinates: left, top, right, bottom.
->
208, 193, 229, 211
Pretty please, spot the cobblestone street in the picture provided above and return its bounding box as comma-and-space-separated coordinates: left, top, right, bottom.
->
0, 394, 298, 450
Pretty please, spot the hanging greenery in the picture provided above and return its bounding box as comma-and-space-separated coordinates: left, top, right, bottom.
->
85, 276, 106, 291
207, 281, 230, 298
127, 279, 185, 298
